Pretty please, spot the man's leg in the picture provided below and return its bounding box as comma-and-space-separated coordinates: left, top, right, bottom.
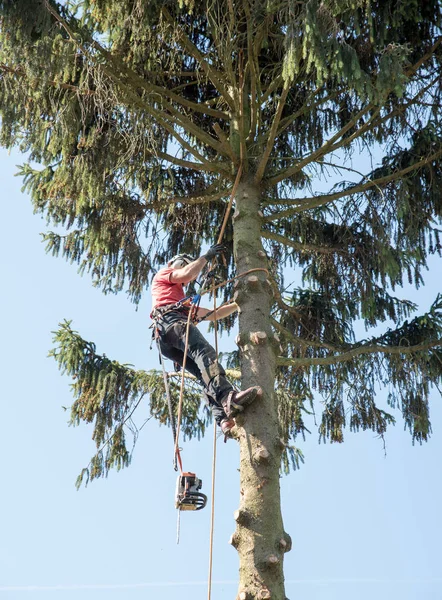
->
159, 328, 229, 426
160, 319, 262, 427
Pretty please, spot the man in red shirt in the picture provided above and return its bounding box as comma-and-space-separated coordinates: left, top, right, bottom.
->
151, 245, 261, 438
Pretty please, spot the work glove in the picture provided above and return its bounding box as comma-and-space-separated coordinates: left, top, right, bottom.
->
202, 244, 227, 262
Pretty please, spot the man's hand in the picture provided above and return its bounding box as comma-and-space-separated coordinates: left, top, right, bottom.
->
203, 244, 227, 262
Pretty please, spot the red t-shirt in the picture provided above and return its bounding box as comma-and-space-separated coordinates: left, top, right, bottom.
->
151, 267, 185, 309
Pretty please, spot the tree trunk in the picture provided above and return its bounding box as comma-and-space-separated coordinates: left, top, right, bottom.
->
232, 178, 291, 600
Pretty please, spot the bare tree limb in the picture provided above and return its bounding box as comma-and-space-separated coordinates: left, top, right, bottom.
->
161, 7, 236, 112
266, 41, 442, 187
167, 187, 231, 205
266, 103, 378, 187
255, 84, 290, 183
277, 339, 441, 368
262, 230, 346, 254
271, 317, 344, 352
264, 148, 442, 220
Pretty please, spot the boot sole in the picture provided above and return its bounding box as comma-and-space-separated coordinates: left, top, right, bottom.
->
229, 386, 262, 417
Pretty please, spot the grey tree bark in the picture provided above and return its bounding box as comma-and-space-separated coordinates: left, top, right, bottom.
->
232, 179, 292, 600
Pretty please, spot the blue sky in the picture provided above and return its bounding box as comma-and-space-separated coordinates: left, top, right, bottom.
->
1, 145, 441, 600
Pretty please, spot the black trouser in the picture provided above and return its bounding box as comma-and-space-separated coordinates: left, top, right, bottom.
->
157, 311, 233, 425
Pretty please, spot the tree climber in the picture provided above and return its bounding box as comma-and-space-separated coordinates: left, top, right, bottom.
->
151, 245, 262, 438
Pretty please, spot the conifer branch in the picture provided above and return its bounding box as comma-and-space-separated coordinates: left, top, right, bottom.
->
255, 84, 290, 183
0, 63, 95, 96
267, 277, 303, 321
168, 187, 230, 205
153, 151, 224, 175
44, 2, 231, 164
264, 148, 442, 219
213, 123, 239, 164
243, 0, 262, 142
267, 43, 442, 187
276, 87, 339, 138
266, 103, 378, 187
271, 317, 343, 352
81, 392, 148, 477
261, 73, 283, 103
161, 7, 236, 112
261, 230, 345, 254
45, 1, 229, 122
277, 339, 441, 368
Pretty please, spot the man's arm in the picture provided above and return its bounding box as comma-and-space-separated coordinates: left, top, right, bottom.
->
197, 302, 239, 321
170, 244, 227, 284
169, 256, 207, 284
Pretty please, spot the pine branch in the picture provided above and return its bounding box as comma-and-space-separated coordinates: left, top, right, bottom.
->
277, 294, 442, 367
161, 7, 236, 112
271, 317, 342, 352
255, 84, 290, 182
153, 150, 225, 175
267, 276, 303, 321
264, 147, 442, 219
43, 2, 231, 167
167, 187, 230, 205
277, 338, 441, 368
266, 43, 442, 187
276, 88, 340, 139
266, 103, 378, 187
0, 63, 95, 96
243, 0, 262, 143
213, 123, 239, 164
45, 1, 228, 121
262, 230, 346, 254
261, 75, 284, 104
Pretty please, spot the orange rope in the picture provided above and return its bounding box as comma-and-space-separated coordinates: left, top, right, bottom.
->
173, 306, 195, 473
207, 283, 219, 600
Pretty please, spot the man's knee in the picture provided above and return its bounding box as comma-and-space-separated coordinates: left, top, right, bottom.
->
201, 359, 226, 387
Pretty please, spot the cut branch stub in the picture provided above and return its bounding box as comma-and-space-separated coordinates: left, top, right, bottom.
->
257, 250, 267, 258
238, 592, 248, 600
259, 589, 271, 599
229, 532, 239, 548
235, 333, 245, 347
250, 331, 268, 345
233, 288, 247, 305
255, 447, 270, 462
234, 509, 251, 525
265, 279, 275, 296
280, 532, 292, 553
266, 554, 280, 567
278, 538, 287, 551
246, 275, 259, 286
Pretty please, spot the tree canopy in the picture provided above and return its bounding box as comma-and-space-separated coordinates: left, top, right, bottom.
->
1, 1, 442, 597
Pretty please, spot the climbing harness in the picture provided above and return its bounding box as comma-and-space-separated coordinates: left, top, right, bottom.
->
151, 266, 269, 463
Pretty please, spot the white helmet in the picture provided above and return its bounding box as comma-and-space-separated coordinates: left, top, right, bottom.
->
168, 253, 194, 268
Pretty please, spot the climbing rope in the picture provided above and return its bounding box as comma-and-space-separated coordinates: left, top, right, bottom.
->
156, 340, 179, 471
207, 281, 219, 600
173, 304, 195, 473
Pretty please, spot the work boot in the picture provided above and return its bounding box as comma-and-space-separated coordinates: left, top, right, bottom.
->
221, 386, 262, 418
220, 418, 235, 440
